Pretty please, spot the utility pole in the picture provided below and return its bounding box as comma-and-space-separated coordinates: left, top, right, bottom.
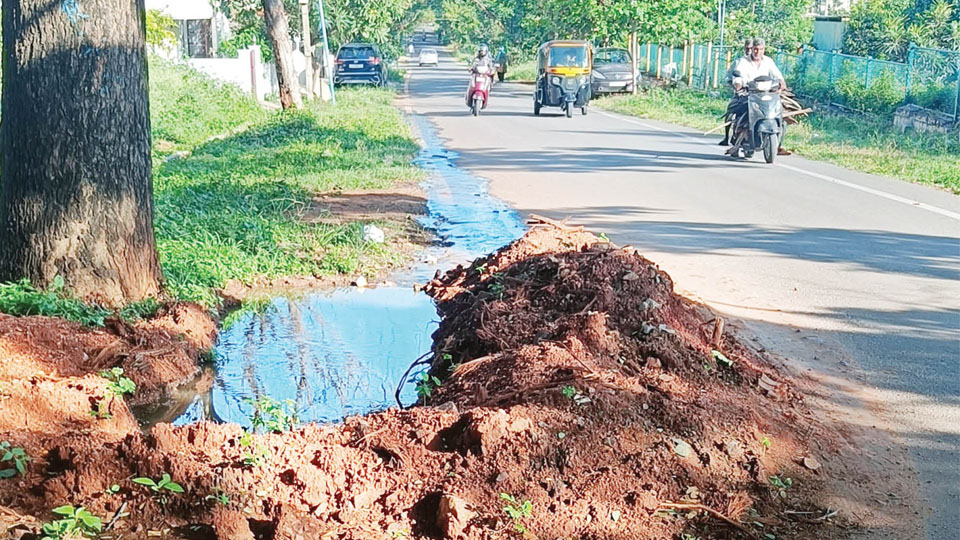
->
299, 0, 314, 99
316, 0, 336, 104
718, 0, 727, 51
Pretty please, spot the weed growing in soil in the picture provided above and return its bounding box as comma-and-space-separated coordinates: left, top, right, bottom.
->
239, 431, 271, 467
245, 396, 298, 433
415, 372, 442, 403
500, 493, 533, 533
0, 441, 29, 478
561, 385, 591, 405
104, 483, 120, 495
769, 474, 794, 497
205, 488, 231, 506
133, 473, 184, 504
40, 505, 102, 540
90, 368, 136, 420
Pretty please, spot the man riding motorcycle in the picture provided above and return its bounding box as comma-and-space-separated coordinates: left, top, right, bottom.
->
725, 37, 790, 156
465, 44, 496, 112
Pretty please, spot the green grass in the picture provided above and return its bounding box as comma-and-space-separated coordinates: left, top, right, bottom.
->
504, 60, 537, 83
149, 58, 268, 153
596, 87, 960, 193
153, 87, 423, 307
0, 278, 159, 327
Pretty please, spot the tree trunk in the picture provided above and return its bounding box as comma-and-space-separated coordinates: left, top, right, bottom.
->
263, 0, 303, 110
0, 0, 164, 307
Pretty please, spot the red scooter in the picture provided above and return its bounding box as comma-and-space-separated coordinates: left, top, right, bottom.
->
466, 64, 494, 116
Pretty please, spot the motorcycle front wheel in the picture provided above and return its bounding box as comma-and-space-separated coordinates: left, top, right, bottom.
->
762, 133, 778, 164
472, 98, 480, 117
565, 103, 573, 118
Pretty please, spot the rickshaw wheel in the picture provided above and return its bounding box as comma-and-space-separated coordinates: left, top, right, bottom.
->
565, 104, 573, 118
534, 100, 541, 116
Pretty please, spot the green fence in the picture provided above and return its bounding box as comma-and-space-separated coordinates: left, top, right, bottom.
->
636, 42, 960, 121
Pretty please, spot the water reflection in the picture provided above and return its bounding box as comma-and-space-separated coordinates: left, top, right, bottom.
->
211, 288, 438, 426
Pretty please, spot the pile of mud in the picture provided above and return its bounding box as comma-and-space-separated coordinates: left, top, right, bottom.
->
0, 225, 844, 540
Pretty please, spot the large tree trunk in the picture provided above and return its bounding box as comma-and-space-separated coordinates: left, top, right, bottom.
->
264, 0, 303, 109
0, 0, 164, 307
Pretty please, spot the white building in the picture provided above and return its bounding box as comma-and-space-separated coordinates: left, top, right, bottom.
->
145, 0, 231, 58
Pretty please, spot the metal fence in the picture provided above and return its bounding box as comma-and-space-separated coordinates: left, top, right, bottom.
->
636, 42, 960, 121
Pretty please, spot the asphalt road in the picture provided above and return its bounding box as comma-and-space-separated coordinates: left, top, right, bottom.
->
403, 46, 960, 539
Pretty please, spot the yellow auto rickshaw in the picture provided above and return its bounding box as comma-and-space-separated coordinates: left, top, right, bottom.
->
533, 40, 593, 117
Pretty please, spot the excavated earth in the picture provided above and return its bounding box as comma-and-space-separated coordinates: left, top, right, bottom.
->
1, 225, 857, 539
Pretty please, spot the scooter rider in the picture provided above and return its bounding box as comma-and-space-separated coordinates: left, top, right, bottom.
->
471, 43, 496, 74
719, 38, 753, 146
730, 37, 790, 155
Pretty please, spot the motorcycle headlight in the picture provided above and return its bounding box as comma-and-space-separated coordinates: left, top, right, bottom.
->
592, 71, 606, 80
551, 76, 561, 85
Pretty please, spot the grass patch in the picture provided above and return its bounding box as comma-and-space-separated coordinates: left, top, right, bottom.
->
0, 278, 159, 326
149, 57, 267, 154
596, 87, 960, 193
153, 87, 423, 307
505, 60, 537, 83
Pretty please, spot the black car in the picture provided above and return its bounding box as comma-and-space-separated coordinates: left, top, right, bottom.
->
334, 43, 388, 86
591, 48, 636, 95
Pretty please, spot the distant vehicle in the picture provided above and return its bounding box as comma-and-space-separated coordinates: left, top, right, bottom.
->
419, 48, 439, 66
591, 48, 635, 95
334, 43, 388, 87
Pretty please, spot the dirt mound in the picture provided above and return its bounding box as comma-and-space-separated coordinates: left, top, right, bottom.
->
1, 227, 847, 540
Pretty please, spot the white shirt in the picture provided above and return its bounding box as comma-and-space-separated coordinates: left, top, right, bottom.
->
732, 55, 784, 84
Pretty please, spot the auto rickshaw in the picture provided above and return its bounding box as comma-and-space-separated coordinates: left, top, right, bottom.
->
533, 40, 592, 117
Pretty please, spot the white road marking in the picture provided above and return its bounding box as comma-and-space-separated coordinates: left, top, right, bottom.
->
594, 109, 960, 221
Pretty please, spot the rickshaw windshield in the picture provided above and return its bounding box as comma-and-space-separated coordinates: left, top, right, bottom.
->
548, 46, 589, 68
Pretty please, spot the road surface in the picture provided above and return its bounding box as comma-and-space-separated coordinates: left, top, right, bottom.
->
402, 47, 960, 539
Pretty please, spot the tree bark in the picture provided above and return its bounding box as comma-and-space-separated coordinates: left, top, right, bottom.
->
263, 0, 303, 109
0, 0, 164, 307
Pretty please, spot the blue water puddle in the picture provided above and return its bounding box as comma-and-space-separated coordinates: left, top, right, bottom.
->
141, 115, 525, 428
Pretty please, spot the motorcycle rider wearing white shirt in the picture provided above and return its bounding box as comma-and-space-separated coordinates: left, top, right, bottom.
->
731, 38, 786, 91
731, 38, 790, 155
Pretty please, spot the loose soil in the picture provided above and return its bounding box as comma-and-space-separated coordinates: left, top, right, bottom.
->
0, 224, 883, 539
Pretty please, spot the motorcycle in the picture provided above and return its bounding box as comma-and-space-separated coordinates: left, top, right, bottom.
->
466, 64, 494, 116
728, 75, 784, 163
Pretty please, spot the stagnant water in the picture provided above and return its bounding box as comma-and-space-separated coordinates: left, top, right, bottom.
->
137, 116, 526, 429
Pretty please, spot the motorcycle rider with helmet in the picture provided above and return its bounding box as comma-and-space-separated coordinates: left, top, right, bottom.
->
466, 44, 496, 109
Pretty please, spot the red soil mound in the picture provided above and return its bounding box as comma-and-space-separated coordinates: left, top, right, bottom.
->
0, 227, 847, 540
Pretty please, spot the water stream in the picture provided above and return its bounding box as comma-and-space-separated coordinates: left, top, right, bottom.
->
138, 116, 525, 428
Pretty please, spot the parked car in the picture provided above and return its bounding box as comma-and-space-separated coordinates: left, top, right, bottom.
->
591, 48, 635, 95
419, 48, 439, 66
334, 43, 388, 86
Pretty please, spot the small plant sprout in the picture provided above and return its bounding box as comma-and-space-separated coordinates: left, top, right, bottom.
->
415, 372, 442, 404
133, 473, 184, 504
760, 435, 772, 450
769, 474, 794, 497
244, 396, 298, 433
104, 483, 120, 495
40, 505, 102, 540
475, 263, 488, 275
0, 441, 30, 478
560, 385, 591, 405
90, 367, 136, 419
597, 232, 610, 242
500, 493, 533, 533
239, 431, 271, 468
205, 488, 231, 506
